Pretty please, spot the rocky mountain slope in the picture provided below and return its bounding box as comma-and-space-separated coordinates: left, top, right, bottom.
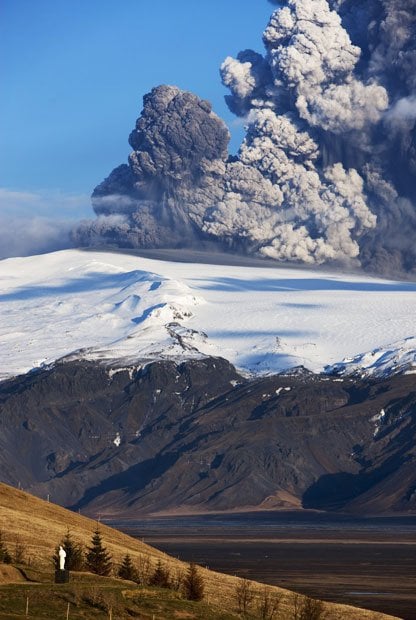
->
1, 357, 415, 516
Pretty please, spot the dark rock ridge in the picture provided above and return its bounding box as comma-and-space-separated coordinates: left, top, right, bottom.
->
1, 357, 416, 516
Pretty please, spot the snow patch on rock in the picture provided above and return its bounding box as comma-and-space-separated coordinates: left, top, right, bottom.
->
325, 336, 416, 379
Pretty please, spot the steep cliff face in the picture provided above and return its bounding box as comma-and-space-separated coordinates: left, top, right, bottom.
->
1, 358, 416, 516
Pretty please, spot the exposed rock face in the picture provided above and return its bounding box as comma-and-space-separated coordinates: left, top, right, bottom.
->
1, 358, 416, 516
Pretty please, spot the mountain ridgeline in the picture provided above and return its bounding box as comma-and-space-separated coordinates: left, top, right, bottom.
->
1, 356, 415, 516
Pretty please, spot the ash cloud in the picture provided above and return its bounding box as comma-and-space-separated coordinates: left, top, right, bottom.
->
75, 85, 229, 250
75, 0, 416, 275
0, 216, 73, 259
0, 189, 89, 258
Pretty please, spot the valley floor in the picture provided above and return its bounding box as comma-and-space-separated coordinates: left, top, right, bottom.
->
112, 512, 416, 620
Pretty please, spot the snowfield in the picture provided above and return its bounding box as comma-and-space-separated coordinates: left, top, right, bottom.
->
1, 249, 416, 382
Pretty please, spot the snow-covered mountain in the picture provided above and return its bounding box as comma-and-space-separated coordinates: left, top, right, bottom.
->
1, 249, 416, 382
2, 248, 416, 517
325, 336, 416, 379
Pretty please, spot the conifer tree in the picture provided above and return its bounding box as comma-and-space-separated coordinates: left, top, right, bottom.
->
85, 528, 112, 576
183, 562, 204, 601
118, 554, 138, 581
53, 529, 84, 571
0, 531, 11, 564
149, 559, 171, 588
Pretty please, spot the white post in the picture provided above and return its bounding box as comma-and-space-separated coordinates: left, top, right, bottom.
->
25, 596, 29, 617
66, 602, 70, 620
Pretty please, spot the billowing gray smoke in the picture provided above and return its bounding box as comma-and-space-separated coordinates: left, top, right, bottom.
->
76, 85, 229, 249
75, 0, 416, 274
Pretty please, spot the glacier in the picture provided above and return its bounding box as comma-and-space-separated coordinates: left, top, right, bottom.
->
1, 249, 416, 382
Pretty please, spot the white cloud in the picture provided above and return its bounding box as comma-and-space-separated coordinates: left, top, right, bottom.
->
0, 187, 92, 258
0, 215, 75, 259
0, 187, 91, 220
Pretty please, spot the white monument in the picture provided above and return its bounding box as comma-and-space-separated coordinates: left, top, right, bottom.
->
58, 546, 66, 571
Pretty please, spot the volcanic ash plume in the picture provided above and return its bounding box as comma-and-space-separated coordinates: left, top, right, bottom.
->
75, 0, 416, 274
75, 85, 229, 249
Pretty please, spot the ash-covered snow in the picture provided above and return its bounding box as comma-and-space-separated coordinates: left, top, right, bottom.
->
1, 249, 416, 381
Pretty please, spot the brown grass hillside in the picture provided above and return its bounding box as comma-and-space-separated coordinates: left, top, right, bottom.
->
0, 483, 398, 619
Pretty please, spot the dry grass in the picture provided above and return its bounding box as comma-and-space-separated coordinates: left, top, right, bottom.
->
0, 483, 398, 619
0, 565, 24, 584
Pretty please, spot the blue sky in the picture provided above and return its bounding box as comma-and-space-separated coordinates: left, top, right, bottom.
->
0, 1, 275, 222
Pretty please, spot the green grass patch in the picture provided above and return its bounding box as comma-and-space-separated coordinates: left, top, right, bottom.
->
0, 574, 241, 620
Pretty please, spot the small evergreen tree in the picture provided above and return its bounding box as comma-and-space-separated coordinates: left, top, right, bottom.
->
182, 562, 204, 601
117, 554, 138, 581
149, 559, 171, 588
0, 531, 11, 564
53, 529, 84, 571
85, 529, 112, 576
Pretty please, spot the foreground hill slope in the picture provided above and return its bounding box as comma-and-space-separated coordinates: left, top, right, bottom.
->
0, 483, 393, 619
